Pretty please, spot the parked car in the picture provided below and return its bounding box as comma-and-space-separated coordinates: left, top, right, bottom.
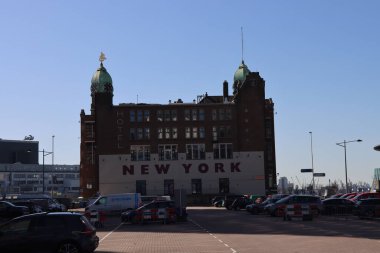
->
353, 198, 380, 218
230, 197, 253, 210
351, 192, 380, 203
329, 193, 344, 198
321, 198, 355, 215
28, 198, 66, 212
267, 195, 322, 217
224, 194, 245, 210
247, 197, 284, 214
0, 212, 99, 253
213, 199, 224, 207
263, 194, 289, 214
11, 200, 43, 214
121, 200, 177, 224
210, 196, 225, 206
0, 201, 29, 219
339, 193, 357, 199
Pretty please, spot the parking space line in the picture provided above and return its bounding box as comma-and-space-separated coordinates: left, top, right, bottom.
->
99, 222, 123, 243
189, 217, 239, 253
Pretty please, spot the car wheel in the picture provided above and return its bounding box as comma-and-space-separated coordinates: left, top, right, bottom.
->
56, 242, 80, 253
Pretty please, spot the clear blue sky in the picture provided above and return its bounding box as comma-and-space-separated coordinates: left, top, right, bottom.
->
1, 1, 379, 187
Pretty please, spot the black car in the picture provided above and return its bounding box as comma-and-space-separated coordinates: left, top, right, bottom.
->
210, 196, 224, 206
224, 195, 245, 210
321, 198, 355, 215
353, 198, 380, 218
230, 197, 253, 211
11, 200, 43, 214
0, 201, 29, 220
0, 212, 99, 253
247, 198, 278, 214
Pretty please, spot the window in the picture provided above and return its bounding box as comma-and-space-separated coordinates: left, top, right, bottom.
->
199, 109, 205, 121
137, 110, 143, 122
158, 145, 178, 160
130, 145, 150, 161
212, 126, 218, 141
144, 128, 150, 139
171, 110, 177, 121
144, 110, 150, 122
158, 128, 163, 139
212, 126, 232, 139
130, 128, 136, 140
213, 143, 233, 159
219, 178, 230, 194
137, 128, 143, 140
185, 127, 191, 139
186, 144, 205, 160
265, 119, 272, 138
164, 179, 174, 196
184, 110, 191, 121
219, 109, 225, 120
165, 128, 171, 139
225, 108, 232, 120
130, 111, 135, 122
164, 110, 171, 122
191, 179, 202, 194
172, 128, 178, 139
199, 127, 205, 139
85, 123, 94, 138
212, 108, 232, 121
136, 180, 146, 196
157, 110, 163, 122
192, 109, 198, 121
192, 127, 198, 138
212, 109, 217, 120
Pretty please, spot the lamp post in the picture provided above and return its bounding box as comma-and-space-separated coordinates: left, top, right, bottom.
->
40, 149, 53, 194
52, 135, 55, 165
309, 131, 315, 194
336, 139, 362, 193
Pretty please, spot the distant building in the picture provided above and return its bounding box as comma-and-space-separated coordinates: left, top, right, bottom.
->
80, 56, 277, 199
373, 168, 380, 192
278, 177, 289, 194
0, 139, 38, 164
0, 139, 79, 197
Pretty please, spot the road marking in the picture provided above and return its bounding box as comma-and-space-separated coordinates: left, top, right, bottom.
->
99, 222, 124, 243
189, 218, 239, 253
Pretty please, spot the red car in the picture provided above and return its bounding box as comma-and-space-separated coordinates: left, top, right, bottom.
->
351, 192, 380, 203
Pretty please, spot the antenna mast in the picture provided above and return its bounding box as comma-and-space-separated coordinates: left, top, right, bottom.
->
241, 27, 244, 62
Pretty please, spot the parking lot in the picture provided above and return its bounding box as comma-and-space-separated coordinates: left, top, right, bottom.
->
95, 206, 380, 253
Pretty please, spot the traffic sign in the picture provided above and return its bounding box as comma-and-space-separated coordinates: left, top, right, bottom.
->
301, 169, 313, 173
313, 173, 325, 177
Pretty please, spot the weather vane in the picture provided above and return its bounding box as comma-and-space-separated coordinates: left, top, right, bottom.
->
99, 52, 106, 63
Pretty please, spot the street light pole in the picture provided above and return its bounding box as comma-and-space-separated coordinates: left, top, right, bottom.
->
52, 135, 55, 165
336, 139, 362, 193
40, 149, 53, 194
309, 131, 315, 194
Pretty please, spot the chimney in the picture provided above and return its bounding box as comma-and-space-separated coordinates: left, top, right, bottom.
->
223, 80, 229, 102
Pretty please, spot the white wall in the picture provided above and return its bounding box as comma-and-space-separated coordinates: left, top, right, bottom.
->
99, 151, 265, 195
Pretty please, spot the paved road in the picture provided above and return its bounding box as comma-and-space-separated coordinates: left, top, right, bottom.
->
96, 207, 380, 253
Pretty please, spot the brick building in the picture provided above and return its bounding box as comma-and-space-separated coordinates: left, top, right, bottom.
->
80, 56, 277, 199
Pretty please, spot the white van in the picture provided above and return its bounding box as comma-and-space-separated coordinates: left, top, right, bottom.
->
85, 193, 141, 215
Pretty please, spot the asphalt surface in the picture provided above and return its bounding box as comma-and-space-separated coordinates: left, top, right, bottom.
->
94, 207, 380, 253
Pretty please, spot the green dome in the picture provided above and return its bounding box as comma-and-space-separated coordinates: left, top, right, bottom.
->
91, 63, 113, 95
233, 60, 251, 84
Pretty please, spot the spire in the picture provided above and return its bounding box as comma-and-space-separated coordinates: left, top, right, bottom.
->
241, 26, 244, 63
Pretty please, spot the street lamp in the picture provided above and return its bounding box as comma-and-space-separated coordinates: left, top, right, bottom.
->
309, 131, 315, 194
39, 149, 53, 194
336, 139, 362, 193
